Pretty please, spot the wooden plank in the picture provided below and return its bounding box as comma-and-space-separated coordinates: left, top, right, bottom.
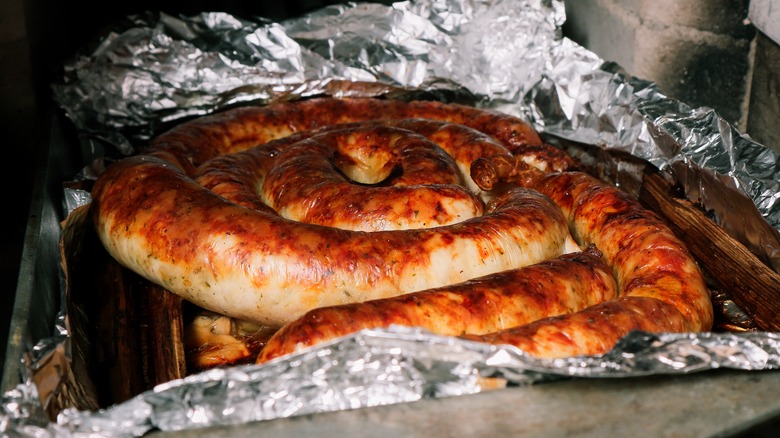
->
639, 170, 780, 331
142, 283, 186, 385
63, 204, 187, 408
62, 204, 145, 407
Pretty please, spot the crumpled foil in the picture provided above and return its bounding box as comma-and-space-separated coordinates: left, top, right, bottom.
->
5, 327, 780, 436
5, 0, 780, 436
51, 0, 780, 268
2, 326, 779, 437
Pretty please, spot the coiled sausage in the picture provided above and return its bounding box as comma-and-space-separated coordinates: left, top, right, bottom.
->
90, 98, 577, 327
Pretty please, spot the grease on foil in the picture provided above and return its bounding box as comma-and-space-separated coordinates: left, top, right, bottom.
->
5, 0, 780, 436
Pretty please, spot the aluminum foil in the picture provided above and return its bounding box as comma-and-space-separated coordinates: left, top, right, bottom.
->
50, 0, 780, 269
3, 327, 780, 437
5, 0, 780, 436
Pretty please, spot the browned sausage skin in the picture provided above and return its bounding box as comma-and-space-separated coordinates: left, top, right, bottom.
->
195, 121, 518, 231
463, 172, 713, 358
144, 97, 555, 173
257, 247, 617, 363
90, 98, 577, 327
90, 96, 712, 361
534, 172, 713, 332
257, 169, 714, 361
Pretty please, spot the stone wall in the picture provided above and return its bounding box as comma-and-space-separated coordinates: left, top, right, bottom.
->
747, 1, 780, 153
563, 0, 780, 155
747, 32, 780, 153
563, 0, 754, 131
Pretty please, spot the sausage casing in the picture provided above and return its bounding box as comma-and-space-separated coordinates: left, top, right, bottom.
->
258, 248, 616, 362
91, 98, 577, 326
463, 172, 714, 358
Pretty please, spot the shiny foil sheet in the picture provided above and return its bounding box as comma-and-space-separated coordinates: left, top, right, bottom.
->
5, 327, 780, 436
4, 0, 780, 436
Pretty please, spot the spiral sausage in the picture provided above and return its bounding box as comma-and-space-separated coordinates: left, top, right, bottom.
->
194, 121, 518, 231
252, 124, 712, 361
257, 247, 617, 362
90, 98, 578, 327
92, 96, 713, 360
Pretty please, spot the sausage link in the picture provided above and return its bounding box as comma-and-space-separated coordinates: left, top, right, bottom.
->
258, 247, 616, 363
91, 96, 711, 360
463, 172, 713, 357
466, 297, 688, 357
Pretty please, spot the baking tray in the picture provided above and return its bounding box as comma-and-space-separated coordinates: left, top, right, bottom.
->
5, 106, 780, 437
2, 109, 80, 392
